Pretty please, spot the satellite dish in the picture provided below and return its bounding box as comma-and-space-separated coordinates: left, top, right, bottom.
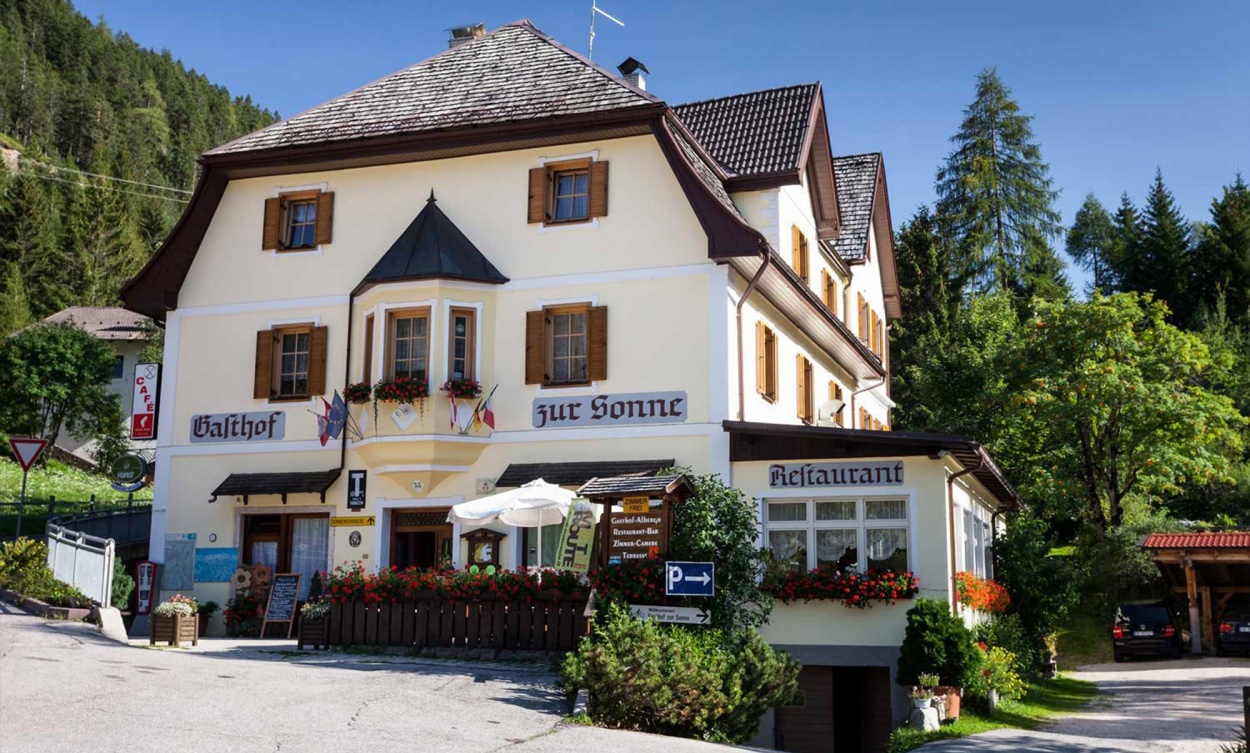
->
817, 399, 845, 425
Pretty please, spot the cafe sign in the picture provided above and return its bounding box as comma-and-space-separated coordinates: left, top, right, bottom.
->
769, 461, 905, 489
532, 391, 687, 429
190, 411, 285, 444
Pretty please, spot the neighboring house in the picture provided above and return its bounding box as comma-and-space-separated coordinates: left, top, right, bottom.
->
122, 21, 1015, 752
42, 307, 153, 463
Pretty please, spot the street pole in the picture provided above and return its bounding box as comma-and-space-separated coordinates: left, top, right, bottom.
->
16, 468, 28, 538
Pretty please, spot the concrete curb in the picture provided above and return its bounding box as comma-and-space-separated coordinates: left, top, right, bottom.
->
0, 587, 93, 622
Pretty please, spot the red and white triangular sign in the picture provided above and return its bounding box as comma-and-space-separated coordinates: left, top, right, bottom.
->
8, 438, 48, 472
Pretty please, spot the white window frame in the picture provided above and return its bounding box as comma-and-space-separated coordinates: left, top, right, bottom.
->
440, 299, 484, 386
763, 495, 911, 573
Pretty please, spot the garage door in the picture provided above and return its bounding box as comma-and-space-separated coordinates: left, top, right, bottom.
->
776, 665, 893, 753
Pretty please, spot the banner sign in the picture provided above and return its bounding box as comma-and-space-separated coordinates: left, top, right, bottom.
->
532, 391, 687, 429
555, 498, 597, 574
190, 411, 285, 443
608, 508, 669, 563
768, 461, 905, 489
130, 363, 160, 440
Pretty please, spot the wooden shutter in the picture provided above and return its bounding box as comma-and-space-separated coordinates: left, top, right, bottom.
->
589, 161, 609, 218
254, 330, 275, 399
308, 326, 328, 396
527, 168, 547, 224
588, 305, 608, 382
755, 322, 767, 395
791, 226, 807, 282
857, 293, 866, 340
525, 310, 545, 384
314, 191, 335, 246
795, 355, 806, 421
262, 198, 282, 250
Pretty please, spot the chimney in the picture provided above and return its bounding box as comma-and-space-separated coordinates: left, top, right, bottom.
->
448, 23, 486, 48
617, 57, 650, 92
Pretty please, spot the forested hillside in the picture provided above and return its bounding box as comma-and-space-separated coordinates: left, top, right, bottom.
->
0, 0, 277, 333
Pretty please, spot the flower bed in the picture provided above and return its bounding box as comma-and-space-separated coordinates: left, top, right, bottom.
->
587, 560, 665, 605
762, 566, 918, 608
324, 562, 585, 604
955, 571, 1010, 613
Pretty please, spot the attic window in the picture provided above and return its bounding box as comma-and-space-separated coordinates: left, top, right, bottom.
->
552, 168, 590, 222
262, 189, 335, 251
528, 159, 609, 226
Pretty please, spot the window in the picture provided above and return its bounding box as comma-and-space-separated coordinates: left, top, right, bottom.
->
275, 326, 311, 397
525, 304, 607, 386
527, 159, 609, 226
253, 325, 327, 400
387, 309, 430, 381
448, 307, 477, 381
243, 513, 329, 600
792, 226, 810, 283
822, 269, 837, 314
797, 354, 814, 423
764, 497, 909, 573
111, 355, 125, 380
261, 189, 334, 251
756, 322, 778, 402
828, 381, 844, 426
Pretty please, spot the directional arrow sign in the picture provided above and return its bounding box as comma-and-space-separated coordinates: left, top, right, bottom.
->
665, 561, 715, 597
8, 438, 48, 472
629, 604, 710, 625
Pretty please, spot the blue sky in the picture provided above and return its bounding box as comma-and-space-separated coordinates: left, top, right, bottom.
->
77, 1, 1249, 288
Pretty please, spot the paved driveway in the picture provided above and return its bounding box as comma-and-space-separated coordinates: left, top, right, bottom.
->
0, 604, 733, 753
922, 656, 1249, 752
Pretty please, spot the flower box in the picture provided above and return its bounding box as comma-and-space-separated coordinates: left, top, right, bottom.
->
150, 613, 198, 647
298, 615, 329, 650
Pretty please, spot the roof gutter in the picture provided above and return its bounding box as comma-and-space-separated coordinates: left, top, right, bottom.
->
736, 248, 771, 420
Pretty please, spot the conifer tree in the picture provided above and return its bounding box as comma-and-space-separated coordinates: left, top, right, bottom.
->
1065, 193, 1118, 293
1129, 170, 1193, 322
1108, 193, 1142, 289
936, 68, 1067, 300
1192, 174, 1250, 324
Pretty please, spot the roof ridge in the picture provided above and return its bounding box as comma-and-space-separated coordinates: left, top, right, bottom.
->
503, 19, 664, 105
672, 81, 819, 110
834, 151, 883, 161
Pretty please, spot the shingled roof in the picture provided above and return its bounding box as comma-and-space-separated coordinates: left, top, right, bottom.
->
207, 21, 657, 156
43, 307, 151, 341
672, 84, 819, 177
830, 153, 880, 262
357, 192, 508, 291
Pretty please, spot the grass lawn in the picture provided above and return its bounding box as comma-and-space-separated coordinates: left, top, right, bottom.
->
1057, 609, 1112, 668
0, 458, 152, 536
887, 675, 1099, 753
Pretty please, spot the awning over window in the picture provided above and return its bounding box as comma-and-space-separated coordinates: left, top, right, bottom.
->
210, 469, 342, 505
495, 459, 674, 488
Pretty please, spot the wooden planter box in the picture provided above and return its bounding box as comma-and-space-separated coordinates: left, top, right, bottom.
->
150, 613, 199, 647
299, 615, 329, 650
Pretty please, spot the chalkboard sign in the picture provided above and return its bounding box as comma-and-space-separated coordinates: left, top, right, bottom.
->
261, 573, 301, 639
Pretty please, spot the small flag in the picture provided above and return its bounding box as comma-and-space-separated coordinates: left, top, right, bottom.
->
449, 392, 458, 431
325, 391, 348, 439
477, 384, 498, 430
317, 399, 330, 447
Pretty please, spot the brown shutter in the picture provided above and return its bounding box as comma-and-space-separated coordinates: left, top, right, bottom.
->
525, 310, 545, 384
308, 326, 328, 396
755, 322, 767, 395
254, 330, 275, 399
857, 294, 866, 340
589, 161, 609, 218
527, 168, 547, 224
795, 354, 805, 421
315, 191, 335, 246
791, 226, 802, 279
262, 198, 281, 250
588, 305, 608, 382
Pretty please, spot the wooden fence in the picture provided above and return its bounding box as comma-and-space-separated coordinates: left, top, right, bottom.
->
326, 590, 589, 651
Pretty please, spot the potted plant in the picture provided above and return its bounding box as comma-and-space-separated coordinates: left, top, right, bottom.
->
298, 599, 331, 650
150, 594, 199, 647
343, 381, 372, 405
440, 378, 482, 399
909, 687, 932, 710
198, 600, 220, 635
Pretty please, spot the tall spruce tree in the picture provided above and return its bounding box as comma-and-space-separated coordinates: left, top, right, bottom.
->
1066, 193, 1118, 293
935, 68, 1067, 300
1108, 193, 1142, 289
1191, 174, 1250, 324
1125, 170, 1193, 322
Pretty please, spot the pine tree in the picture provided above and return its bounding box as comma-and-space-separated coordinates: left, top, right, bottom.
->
1108, 193, 1142, 289
935, 68, 1067, 300
1192, 174, 1250, 324
1128, 170, 1193, 322
1065, 193, 1117, 293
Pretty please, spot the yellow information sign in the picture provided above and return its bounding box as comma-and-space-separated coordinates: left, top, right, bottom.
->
621, 496, 650, 514
330, 516, 375, 527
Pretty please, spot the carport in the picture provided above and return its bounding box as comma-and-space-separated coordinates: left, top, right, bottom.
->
1142, 532, 1250, 654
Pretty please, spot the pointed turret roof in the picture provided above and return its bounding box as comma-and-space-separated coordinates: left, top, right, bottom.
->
356, 192, 508, 291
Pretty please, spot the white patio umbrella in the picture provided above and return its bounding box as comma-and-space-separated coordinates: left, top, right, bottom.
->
449, 479, 576, 567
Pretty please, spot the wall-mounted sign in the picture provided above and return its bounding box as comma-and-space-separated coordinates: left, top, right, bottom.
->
347, 470, 367, 510
130, 363, 160, 440
109, 454, 148, 493
768, 461, 905, 489
621, 496, 649, 514
532, 391, 687, 429
608, 508, 669, 563
555, 498, 597, 574
190, 411, 285, 444
330, 516, 375, 528
348, 531, 362, 548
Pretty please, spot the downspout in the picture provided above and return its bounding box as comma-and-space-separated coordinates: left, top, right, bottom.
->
340, 295, 354, 470
736, 248, 771, 420
946, 449, 984, 613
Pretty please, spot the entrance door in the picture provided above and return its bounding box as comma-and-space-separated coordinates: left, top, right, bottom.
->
390, 509, 453, 569
241, 512, 330, 599
776, 664, 893, 753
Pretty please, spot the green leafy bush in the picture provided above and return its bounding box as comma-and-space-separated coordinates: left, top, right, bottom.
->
561, 604, 800, 743
967, 645, 1026, 701
111, 558, 134, 609
897, 599, 982, 688
974, 614, 1033, 675
0, 537, 88, 607
1077, 516, 1181, 615
993, 510, 1077, 672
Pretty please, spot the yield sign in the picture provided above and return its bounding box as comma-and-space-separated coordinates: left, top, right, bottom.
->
8, 438, 48, 472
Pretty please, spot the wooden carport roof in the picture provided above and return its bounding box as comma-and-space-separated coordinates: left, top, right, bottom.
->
1142, 531, 1250, 652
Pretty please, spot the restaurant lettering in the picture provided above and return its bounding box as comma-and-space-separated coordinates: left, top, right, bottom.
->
190, 411, 285, 444
769, 461, 904, 488
608, 509, 669, 562
533, 391, 687, 429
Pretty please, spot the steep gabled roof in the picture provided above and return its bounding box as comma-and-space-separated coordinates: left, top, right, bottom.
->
672, 84, 819, 177
356, 192, 507, 292
830, 153, 881, 262
208, 21, 658, 157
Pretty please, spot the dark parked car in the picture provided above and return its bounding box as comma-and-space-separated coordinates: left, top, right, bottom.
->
1113, 602, 1182, 662
1217, 596, 1250, 656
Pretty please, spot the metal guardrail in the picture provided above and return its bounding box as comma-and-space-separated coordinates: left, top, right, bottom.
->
51, 505, 152, 546
0, 495, 150, 541
46, 522, 115, 607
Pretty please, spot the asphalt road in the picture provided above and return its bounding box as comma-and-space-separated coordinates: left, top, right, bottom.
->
921, 655, 1250, 753
0, 603, 733, 753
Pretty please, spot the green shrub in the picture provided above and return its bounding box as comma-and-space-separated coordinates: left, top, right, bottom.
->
966, 645, 1025, 701
561, 604, 800, 743
0, 537, 88, 607
974, 614, 1037, 678
111, 558, 134, 609
994, 510, 1077, 672
1077, 517, 1181, 615
897, 599, 981, 689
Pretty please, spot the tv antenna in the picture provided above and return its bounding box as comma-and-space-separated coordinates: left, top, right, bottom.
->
588, 1, 624, 61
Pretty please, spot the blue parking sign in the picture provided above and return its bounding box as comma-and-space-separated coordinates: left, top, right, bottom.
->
666, 561, 715, 597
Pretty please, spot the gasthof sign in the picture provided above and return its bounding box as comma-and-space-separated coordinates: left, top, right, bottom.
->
608, 508, 669, 561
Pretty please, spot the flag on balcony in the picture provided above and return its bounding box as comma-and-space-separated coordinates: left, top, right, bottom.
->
473, 384, 498, 431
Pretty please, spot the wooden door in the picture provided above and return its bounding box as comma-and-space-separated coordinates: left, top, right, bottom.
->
776, 666, 834, 753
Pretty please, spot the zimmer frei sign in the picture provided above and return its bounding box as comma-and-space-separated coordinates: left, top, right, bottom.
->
190, 411, 286, 444
130, 363, 160, 440
769, 461, 905, 489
